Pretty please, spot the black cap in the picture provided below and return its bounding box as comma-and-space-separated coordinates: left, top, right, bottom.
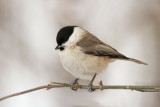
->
56, 26, 77, 46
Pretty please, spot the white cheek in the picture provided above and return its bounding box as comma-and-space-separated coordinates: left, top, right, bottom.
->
63, 27, 86, 47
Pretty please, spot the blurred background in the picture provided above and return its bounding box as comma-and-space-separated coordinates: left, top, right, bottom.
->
0, 0, 160, 107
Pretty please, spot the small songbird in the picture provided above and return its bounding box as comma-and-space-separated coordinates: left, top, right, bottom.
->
55, 26, 147, 92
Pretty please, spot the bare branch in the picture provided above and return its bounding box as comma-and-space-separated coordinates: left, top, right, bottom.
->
0, 81, 160, 101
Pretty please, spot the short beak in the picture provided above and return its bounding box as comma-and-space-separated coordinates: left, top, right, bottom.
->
55, 45, 60, 50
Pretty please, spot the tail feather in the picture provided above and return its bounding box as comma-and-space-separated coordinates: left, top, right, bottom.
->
128, 58, 148, 65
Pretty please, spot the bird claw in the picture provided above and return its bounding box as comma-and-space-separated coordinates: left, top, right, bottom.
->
70, 79, 79, 91
88, 83, 95, 92
70, 83, 79, 91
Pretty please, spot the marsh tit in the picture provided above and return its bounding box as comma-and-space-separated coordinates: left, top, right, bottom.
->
55, 26, 147, 92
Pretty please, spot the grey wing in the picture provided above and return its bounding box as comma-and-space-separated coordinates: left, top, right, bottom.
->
77, 33, 128, 59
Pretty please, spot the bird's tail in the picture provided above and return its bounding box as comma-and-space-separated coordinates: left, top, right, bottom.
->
128, 58, 148, 65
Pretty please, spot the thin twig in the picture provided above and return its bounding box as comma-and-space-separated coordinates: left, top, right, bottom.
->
0, 81, 160, 101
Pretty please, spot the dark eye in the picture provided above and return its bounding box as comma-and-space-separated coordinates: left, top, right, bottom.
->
60, 47, 64, 51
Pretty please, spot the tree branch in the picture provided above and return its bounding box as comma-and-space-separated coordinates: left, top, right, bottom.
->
0, 81, 160, 101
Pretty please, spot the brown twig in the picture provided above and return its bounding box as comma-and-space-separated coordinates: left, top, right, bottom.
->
0, 81, 160, 101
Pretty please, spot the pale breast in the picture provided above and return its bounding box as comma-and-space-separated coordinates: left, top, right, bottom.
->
58, 46, 110, 80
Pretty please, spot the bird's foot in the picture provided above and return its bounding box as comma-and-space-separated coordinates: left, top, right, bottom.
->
70, 78, 79, 91
87, 73, 97, 92
88, 83, 95, 92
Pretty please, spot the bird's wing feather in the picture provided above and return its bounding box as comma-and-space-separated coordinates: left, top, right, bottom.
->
77, 32, 128, 59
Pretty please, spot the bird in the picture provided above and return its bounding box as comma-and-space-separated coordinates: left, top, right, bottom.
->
55, 26, 147, 92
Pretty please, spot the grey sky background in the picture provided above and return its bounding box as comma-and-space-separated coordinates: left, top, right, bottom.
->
0, 0, 160, 107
